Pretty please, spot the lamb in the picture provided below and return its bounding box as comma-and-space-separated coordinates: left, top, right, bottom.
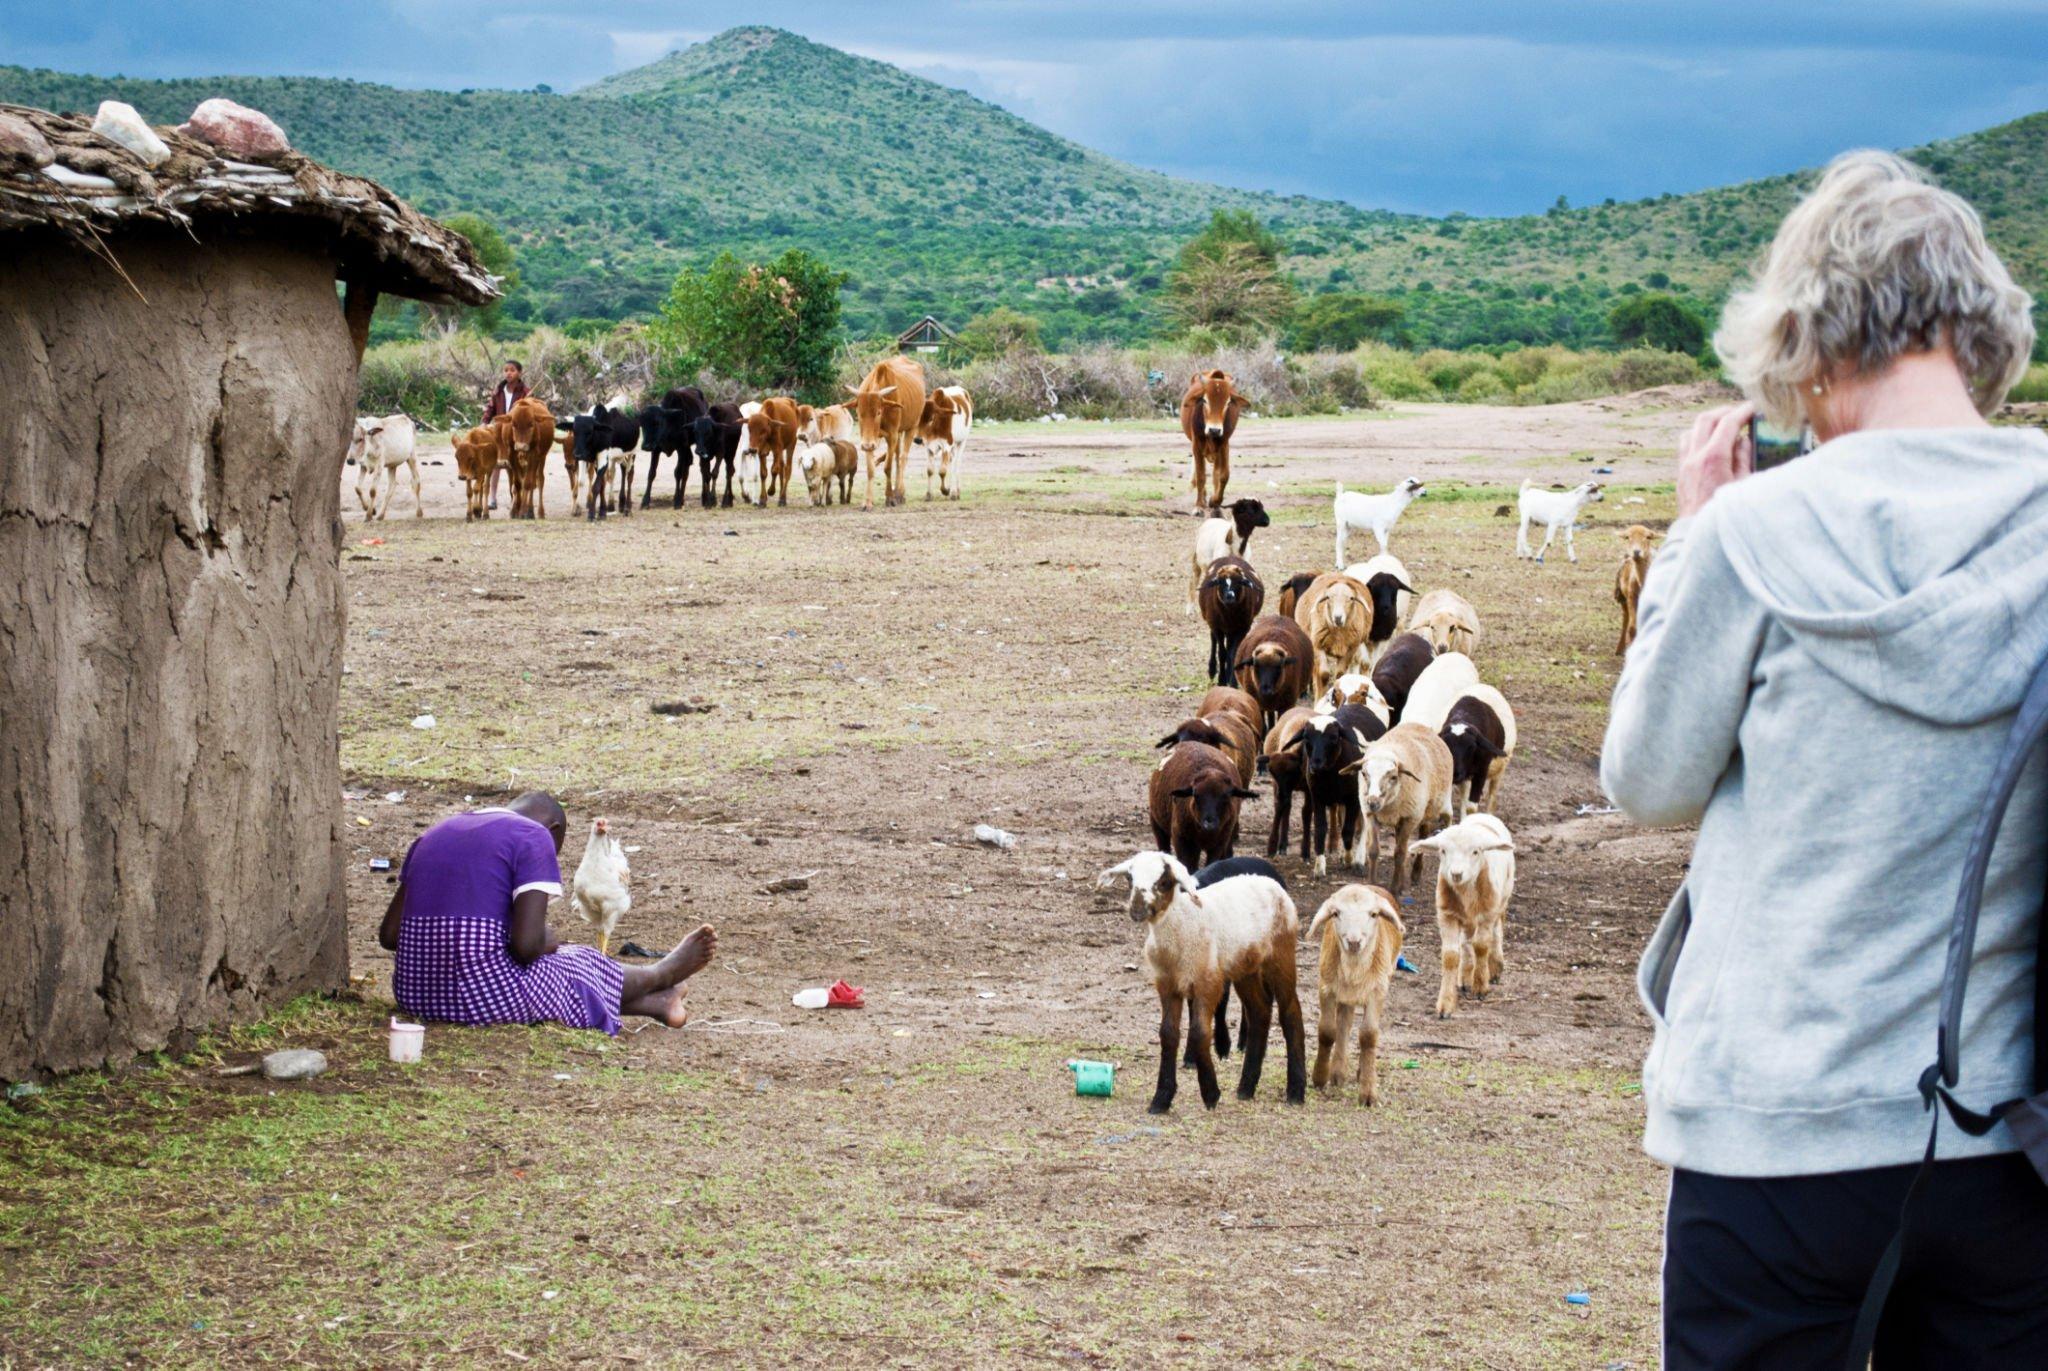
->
798, 438, 858, 506
1231, 613, 1314, 733
1614, 524, 1658, 653
1292, 571, 1372, 700
1333, 476, 1426, 564
1400, 651, 1481, 732
1189, 854, 1288, 1063
1349, 721, 1455, 898
1096, 850, 1306, 1113
1370, 632, 1436, 722
1197, 686, 1265, 746
1288, 707, 1382, 877
1257, 705, 1317, 858
1186, 498, 1271, 613
1320, 672, 1391, 726
570, 817, 631, 957
1307, 884, 1405, 1105
1340, 553, 1416, 669
1156, 711, 1259, 789
1408, 588, 1481, 657
1198, 555, 1265, 687
1516, 479, 1605, 562
1410, 813, 1516, 1018
1274, 571, 1322, 621
348, 413, 421, 521
1149, 741, 1257, 872
1441, 684, 1517, 817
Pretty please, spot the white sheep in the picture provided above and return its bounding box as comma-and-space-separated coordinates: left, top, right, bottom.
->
1307, 884, 1404, 1105
1516, 480, 1605, 563
1349, 722, 1455, 897
1186, 498, 1270, 614
1408, 588, 1481, 656
1398, 651, 1480, 731
1096, 851, 1306, 1114
1333, 477, 1426, 565
1411, 813, 1516, 1018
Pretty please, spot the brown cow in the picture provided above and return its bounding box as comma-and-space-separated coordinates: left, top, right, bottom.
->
1179, 369, 1247, 511
504, 397, 555, 519
848, 356, 927, 510
916, 384, 974, 501
452, 425, 498, 522
746, 396, 802, 507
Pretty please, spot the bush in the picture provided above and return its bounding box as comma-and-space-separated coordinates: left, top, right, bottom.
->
1456, 368, 1510, 402
2008, 363, 2048, 404
357, 326, 659, 429
1354, 343, 1439, 401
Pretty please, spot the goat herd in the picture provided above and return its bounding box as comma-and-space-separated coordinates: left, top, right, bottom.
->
1098, 476, 1659, 1116
346, 354, 975, 523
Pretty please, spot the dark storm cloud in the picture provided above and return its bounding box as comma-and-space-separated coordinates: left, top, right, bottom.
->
3, 1, 2042, 213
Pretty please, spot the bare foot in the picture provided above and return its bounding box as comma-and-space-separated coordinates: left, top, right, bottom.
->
660, 984, 690, 1028
655, 924, 716, 988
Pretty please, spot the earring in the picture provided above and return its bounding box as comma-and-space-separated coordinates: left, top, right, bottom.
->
1811, 382, 1826, 395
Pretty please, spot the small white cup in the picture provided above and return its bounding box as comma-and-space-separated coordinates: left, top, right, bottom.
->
388, 1018, 424, 1063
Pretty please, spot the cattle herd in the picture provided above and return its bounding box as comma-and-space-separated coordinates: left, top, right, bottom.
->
347, 359, 1657, 1120
1103, 434, 1653, 1117
347, 352, 976, 523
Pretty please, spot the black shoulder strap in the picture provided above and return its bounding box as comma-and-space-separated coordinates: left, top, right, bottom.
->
1848, 656, 2048, 1368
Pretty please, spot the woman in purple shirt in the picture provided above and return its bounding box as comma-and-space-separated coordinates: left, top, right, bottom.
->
378, 792, 714, 1033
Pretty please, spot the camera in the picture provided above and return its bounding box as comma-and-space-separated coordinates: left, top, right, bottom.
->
1749, 415, 1813, 472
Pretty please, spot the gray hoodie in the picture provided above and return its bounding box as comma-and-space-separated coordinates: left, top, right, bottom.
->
1603, 425, 2048, 1177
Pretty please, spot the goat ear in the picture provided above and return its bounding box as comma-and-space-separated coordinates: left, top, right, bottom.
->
1232, 787, 1257, 800
1094, 857, 1139, 890
1170, 786, 1195, 798
1394, 579, 1415, 595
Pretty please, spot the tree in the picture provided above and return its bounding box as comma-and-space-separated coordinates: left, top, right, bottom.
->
649, 248, 849, 400
441, 212, 517, 331
1609, 292, 1708, 354
956, 306, 1043, 356
1287, 293, 1406, 351
1165, 210, 1296, 340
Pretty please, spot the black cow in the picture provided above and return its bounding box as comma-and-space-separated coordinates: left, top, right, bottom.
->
691, 403, 745, 509
641, 387, 708, 509
561, 405, 642, 521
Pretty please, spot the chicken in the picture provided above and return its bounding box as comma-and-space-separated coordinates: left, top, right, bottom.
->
570, 817, 631, 956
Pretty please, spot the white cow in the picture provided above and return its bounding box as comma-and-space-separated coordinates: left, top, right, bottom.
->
734, 400, 766, 506
348, 414, 421, 520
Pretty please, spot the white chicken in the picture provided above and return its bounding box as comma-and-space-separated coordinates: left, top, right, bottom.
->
570, 817, 631, 956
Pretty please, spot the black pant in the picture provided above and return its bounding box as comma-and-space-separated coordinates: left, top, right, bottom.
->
1665, 1152, 2048, 1369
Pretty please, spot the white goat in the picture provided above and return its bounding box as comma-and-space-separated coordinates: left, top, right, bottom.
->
1307, 883, 1404, 1105
1096, 851, 1306, 1114
348, 414, 421, 520
1411, 813, 1516, 1018
1516, 480, 1605, 563
1333, 477, 1426, 564
1400, 651, 1481, 731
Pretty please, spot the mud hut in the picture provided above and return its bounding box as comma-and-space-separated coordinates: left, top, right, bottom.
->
0, 102, 496, 1078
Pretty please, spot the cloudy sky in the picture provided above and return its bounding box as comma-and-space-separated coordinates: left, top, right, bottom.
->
6, 1, 2045, 214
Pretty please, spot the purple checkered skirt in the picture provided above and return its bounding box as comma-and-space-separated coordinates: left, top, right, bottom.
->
394, 917, 627, 1035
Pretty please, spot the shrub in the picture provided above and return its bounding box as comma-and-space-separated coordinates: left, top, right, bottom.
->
1355, 342, 1439, 401
2008, 363, 2048, 404
1456, 368, 1510, 401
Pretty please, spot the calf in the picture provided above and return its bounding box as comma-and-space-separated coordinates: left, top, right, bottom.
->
504, 397, 555, 519
1198, 555, 1265, 688
1148, 741, 1256, 873
1181, 368, 1246, 510
452, 425, 497, 522
348, 414, 421, 520
1370, 632, 1436, 723
561, 404, 642, 520
916, 384, 975, 500
641, 387, 707, 508
747, 396, 802, 506
691, 404, 744, 508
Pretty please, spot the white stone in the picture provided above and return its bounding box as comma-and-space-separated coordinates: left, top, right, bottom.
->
92, 101, 170, 166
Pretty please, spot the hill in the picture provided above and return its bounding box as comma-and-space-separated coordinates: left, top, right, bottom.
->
3, 27, 2041, 351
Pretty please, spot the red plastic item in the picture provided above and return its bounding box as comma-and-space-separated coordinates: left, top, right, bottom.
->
826, 980, 865, 1009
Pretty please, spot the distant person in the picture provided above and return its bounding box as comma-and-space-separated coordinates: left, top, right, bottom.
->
481, 359, 529, 510
1603, 150, 2048, 1366
379, 792, 715, 1033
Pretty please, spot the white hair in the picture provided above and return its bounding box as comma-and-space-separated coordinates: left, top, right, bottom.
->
1714, 149, 2036, 425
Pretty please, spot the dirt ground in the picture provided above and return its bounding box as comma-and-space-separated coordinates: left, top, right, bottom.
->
1, 395, 1700, 1368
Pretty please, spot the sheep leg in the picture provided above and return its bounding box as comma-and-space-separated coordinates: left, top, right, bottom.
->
1309, 799, 1327, 876
1470, 924, 1497, 999
1188, 987, 1223, 1109
1436, 919, 1462, 1019
1150, 990, 1184, 1114
1490, 912, 1507, 985
1266, 781, 1289, 857
1340, 803, 1362, 872
1388, 820, 1412, 898
1356, 988, 1384, 1106
1275, 977, 1306, 1104
1231, 979, 1270, 1100
1320, 1002, 1352, 1092
1181, 986, 1230, 1068
1213, 985, 1232, 1060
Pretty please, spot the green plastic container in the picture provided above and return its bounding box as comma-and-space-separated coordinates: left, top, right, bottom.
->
1068, 1059, 1116, 1097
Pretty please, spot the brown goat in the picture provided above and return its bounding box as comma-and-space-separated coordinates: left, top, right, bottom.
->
1614, 524, 1658, 653
1198, 555, 1265, 687
1232, 614, 1313, 733
1149, 741, 1256, 873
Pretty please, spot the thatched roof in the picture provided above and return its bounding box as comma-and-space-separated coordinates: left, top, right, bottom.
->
0, 102, 497, 306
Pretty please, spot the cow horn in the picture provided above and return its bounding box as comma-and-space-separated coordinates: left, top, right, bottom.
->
875, 385, 896, 398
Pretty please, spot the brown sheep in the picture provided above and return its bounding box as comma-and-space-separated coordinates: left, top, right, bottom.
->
1198, 686, 1265, 744
1293, 571, 1373, 699
1156, 713, 1259, 789
1258, 706, 1316, 857
1308, 883, 1404, 1105
1149, 741, 1257, 873
1232, 614, 1314, 733
1370, 632, 1436, 723
1198, 555, 1265, 687
1614, 524, 1658, 653
1275, 570, 1322, 621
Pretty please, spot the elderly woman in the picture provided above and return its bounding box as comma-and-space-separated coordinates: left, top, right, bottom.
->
1604, 151, 2048, 1366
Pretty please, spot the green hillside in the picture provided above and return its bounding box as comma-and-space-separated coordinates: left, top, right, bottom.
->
3, 25, 2041, 351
